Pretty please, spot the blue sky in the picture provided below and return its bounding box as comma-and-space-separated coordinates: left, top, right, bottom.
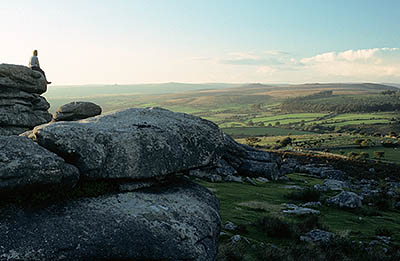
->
1, 0, 399, 84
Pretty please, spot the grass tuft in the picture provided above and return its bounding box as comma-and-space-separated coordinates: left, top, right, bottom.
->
285, 187, 321, 202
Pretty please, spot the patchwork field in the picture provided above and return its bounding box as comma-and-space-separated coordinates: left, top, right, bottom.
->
222, 127, 314, 137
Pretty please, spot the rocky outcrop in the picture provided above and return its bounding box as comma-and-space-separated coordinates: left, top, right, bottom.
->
281, 160, 346, 181
0, 136, 79, 193
326, 191, 363, 209
0, 64, 47, 94
0, 64, 52, 135
53, 101, 102, 121
31, 107, 228, 180
1, 107, 231, 260
314, 179, 349, 192
0, 100, 281, 259
0, 178, 221, 261
31, 107, 281, 182
189, 139, 281, 182
300, 229, 335, 244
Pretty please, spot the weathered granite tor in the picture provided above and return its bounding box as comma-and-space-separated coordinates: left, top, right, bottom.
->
0, 64, 52, 135
32, 107, 228, 180
31, 107, 282, 181
1, 107, 228, 260
0, 64, 282, 259
0, 106, 283, 260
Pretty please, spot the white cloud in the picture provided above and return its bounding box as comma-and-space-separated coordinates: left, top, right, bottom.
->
298, 48, 400, 79
184, 48, 400, 83
338, 48, 379, 61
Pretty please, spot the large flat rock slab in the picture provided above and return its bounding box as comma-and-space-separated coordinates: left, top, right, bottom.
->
0, 178, 221, 261
31, 107, 227, 180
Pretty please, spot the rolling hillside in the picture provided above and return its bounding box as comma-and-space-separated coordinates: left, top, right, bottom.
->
44, 82, 397, 113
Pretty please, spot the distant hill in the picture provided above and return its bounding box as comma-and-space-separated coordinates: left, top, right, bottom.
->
44, 82, 397, 113
383, 83, 400, 89
47, 82, 242, 98
280, 85, 400, 113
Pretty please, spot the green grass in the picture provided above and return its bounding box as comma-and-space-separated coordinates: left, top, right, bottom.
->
330, 147, 400, 164
196, 173, 400, 245
333, 112, 396, 120
251, 113, 326, 121
222, 127, 314, 137
219, 122, 248, 128
324, 119, 390, 127
248, 113, 327, 124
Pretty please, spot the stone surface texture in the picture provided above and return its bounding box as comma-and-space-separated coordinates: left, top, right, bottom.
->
32, 107, 228, 180
0, 179, 221, 261
32, 107, 282, 182
53, 101, 102, 121
300, 229, 335, 244
326, 191, 363, 208
0, 64, 51, 134
0, 136, 79, 192
0, 64, 47, 94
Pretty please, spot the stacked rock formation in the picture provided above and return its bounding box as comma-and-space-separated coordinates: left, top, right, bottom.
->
0, 64, 52, 135
53, 101, 102, 121
0, 107, 281, 260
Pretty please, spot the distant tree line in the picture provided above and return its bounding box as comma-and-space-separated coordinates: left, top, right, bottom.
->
281, 91, 400, 113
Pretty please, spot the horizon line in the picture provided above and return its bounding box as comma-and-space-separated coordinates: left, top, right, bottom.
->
50, 81, 400, 87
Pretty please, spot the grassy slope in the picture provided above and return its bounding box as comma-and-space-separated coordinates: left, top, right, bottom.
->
330, 147, 400, 164
197, 173, 400, 244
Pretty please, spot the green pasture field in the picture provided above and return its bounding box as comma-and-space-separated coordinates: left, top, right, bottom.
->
324, 119, 390, 127
330, 147, 400, 164
236, 133, 365, 147
222, 127, 314, 137
299, 113, 398, 127
196, 173, 400, 245
248, 113, 327, 124
251, 113, 327, 122
331, 113, 395, 120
